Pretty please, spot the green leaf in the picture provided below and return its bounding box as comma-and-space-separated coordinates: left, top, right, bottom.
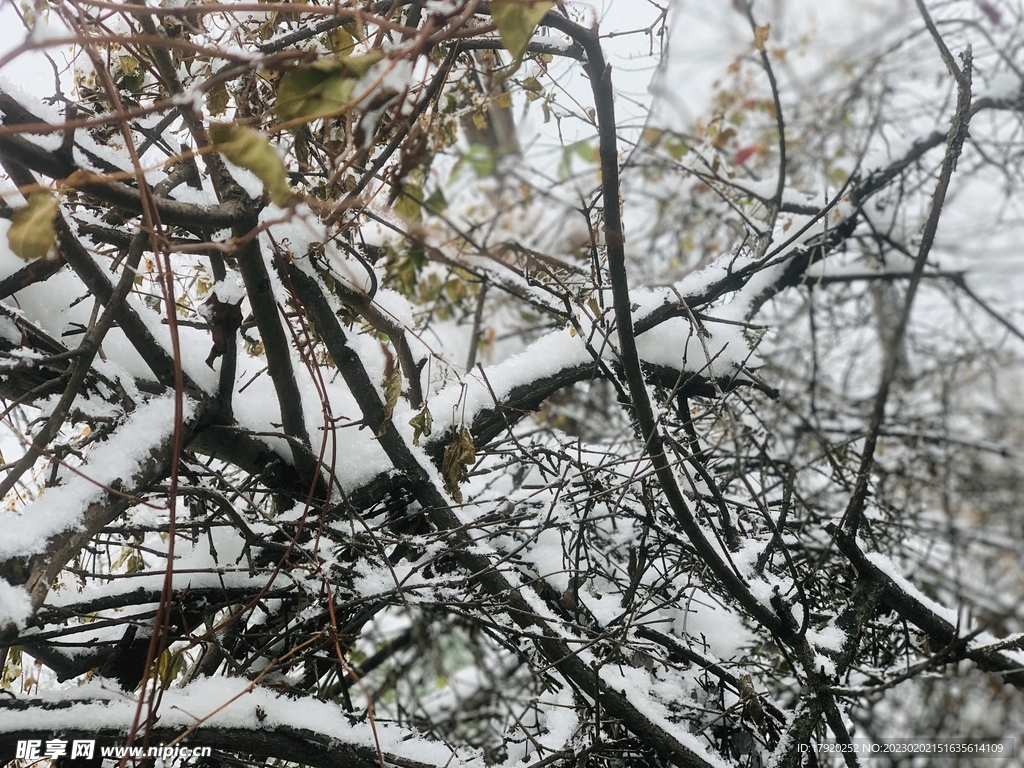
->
424, 187, 448, 214
118, 55, 145, 93
340, 50, 385, 78
387, 243, 426, 297
409, 405, 433, 446
209, 123, 293, 207
276, 51, 383, 123
460, 145, 495, 178
572, 140, 597, 163
277, 66, 354, 123
663, 133, 690, 161
556, 141, 597, 179
441, 426, 476, 503
8, 192, 58, 261
491, 1, 555, 59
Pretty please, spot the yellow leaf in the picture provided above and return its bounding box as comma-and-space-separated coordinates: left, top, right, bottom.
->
118, 55, 139, 77
754, 24, 770, 52
206, 81, 229, 116
664, 133, 690, 161
209, 123, 293, 206
151, 649, 185, 690
491, 0, 555, 59
8, 193, 58, 261
326, 26, 355, 55
393, 184, 423, 224
110, 546, 134, 572
117, 55, 145, 93
641, 127, 664, 147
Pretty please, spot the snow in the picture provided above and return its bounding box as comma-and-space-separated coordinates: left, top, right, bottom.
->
673, 593, 753, 661
0, 394, 196, 627
412, 289, 756, 445
806, 622, 846, 653
0, 677, 482, 768
0, 73, 65, 132
980, 71, 1022, 100
29, 11, 69, 45
636, 313, 750, 373
0, 576, 31, 629
597, 664, 734, 768
536, 686, 578, 752
418, 324, 591, 438
210, 277, 244, 305
864, 551, 961, 627
0, 308, 21, 344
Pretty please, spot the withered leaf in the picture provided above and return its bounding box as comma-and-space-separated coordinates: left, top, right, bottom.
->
409, 404, 433, 446
378, 370, 402, 436
441, 426, 476, 503
203, 292, 244, 368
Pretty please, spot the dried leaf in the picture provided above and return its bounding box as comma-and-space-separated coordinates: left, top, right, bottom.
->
409, 405, 433, 446
7, 192, 58, 261
441, 426, 476, 502
209, 123, 292, 207
522, 76, 544, 101
202, 292, 244, 369
378, 370, 402, 436
754, 24, 770, 52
